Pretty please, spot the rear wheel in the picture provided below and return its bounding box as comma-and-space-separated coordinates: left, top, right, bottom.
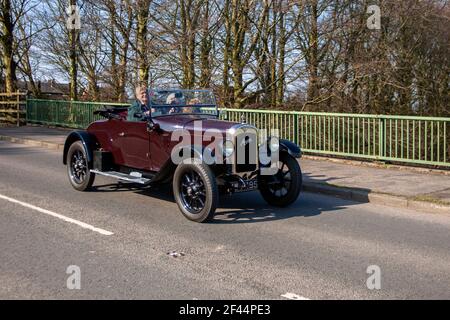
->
67, 141, 95, 191
173, 159, 218, 223
258, 153, 302, 207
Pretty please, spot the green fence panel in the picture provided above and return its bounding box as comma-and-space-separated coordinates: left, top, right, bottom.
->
221, 109, 450, 168
26, 99, 450, 168
27, 99, 129, 129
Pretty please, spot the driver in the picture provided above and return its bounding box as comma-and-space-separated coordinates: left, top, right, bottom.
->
127, 85, 150, 121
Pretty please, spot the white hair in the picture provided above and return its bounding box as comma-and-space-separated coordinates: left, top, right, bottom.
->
166, 93, 176, 104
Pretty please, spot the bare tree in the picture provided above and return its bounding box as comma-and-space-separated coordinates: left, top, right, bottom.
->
135, 0, 152, 85
3, 0, 447, 116
0, 0, 36, 93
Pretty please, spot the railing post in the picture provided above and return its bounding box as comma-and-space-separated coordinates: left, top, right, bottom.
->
56, 100, 60, 125
294, 113, 299, 145
379, 116, 385, 160
16, 90, 20, 127
25, 94, 29, 124
88, 104, 92, 125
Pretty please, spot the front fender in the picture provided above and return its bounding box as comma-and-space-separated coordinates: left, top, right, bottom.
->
152, 145, 208, 184
171, 144, 212, 162
63, 131, 98, 166
279, 139, 302, 158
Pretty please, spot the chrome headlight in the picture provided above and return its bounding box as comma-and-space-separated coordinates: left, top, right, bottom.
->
269, 136, 280, 152
223, 140, 235, 157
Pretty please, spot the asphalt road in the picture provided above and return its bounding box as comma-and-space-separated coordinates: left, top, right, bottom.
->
0, 140, 449, 300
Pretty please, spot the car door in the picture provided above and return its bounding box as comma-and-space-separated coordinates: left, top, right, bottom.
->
114, 120, 151, 170
148, 119, 177, 172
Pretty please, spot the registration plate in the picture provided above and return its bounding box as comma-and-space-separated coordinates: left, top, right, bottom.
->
233, 179, 258, 193
245, 179, 258, 190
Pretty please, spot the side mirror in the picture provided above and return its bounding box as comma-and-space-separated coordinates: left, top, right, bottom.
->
147, 120, 160, 133
133, 112, 143, 119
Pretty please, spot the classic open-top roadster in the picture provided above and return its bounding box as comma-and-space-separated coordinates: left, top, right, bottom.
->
63, 89, 302, 222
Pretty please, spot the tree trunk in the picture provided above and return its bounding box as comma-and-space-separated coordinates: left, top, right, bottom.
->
137, 0, 151, 85
276, 11, 286, 106
1, 0, 17, 94
306, 0, 319, 105
269, 3, 277, 106
68, 0, 79, 101
199, 1, 211, 88
222, 0, 231, 105
179, 0, 197, 88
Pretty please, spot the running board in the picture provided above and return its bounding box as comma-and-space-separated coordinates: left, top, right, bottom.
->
91, 170, 152, 185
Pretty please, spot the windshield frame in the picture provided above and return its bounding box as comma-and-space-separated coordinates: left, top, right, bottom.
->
146, 88, 219, 118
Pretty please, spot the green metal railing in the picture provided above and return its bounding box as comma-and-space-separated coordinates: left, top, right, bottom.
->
26, 99, 129, 129
26, 99, 450, 167
222, 109, 450, 167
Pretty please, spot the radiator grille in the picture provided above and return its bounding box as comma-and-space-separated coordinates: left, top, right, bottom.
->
235, 129, 258, 173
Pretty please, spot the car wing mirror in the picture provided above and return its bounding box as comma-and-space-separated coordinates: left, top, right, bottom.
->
134, 112, 143, 119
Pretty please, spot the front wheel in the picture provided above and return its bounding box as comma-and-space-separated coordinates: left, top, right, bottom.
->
173, 159, 218, 223
258, 153, 302, 207
67, 141, 95, 191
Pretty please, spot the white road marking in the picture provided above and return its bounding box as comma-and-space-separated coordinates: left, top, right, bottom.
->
281, 293, 311, 300
0, 193, 114, 236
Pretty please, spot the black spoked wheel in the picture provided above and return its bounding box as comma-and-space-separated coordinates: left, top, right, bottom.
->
258, 153, 302, 207
67, 141, 95, 191
180, 170, 207, 214
71, 150, 87, 184
173, 159, 218, 223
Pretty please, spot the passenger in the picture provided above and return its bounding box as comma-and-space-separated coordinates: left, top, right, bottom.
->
166, 93, 180, 105
166, 92, 183, 114
185, 98, 201, 113
188, 98, 201, 105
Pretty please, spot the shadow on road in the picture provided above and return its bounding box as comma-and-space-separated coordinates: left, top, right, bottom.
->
92, 183, 143, 193
92, 178, 358, 224
211, 190, 354, 224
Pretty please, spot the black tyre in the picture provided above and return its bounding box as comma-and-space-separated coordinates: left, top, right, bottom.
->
258, 153, 302, 207
67, 141, 95, 191
173, 159, 218, 223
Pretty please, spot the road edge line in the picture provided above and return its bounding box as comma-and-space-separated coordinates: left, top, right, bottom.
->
0, 193, 114, 236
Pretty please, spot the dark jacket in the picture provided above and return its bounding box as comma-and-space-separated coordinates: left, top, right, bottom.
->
127, 100, 149, 121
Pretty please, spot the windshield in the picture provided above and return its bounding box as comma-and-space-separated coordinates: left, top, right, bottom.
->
148, 89, 218, 117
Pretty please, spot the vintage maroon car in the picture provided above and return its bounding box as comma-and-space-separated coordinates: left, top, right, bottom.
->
63, 89, 302, 222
